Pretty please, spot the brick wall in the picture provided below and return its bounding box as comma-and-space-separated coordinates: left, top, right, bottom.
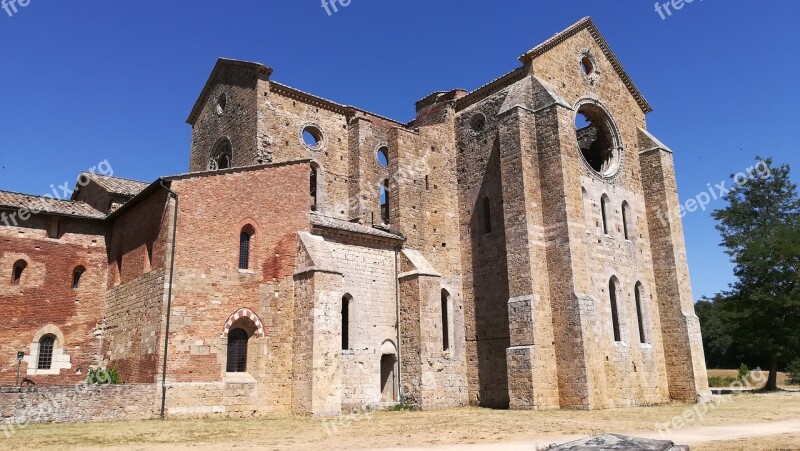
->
0, 214, 107, 386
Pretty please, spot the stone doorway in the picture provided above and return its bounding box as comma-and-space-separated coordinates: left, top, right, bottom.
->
380, 354, 397, 403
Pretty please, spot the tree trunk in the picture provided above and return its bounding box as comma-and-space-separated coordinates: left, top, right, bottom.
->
766, 357, 779, 391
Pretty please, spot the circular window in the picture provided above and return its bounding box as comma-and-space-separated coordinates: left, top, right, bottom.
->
469, 113, 486, 135
376, 146, 389, 168
216, 93, 227, 115
301, 125, 324, 151
580, 57, 594, 76
575, 102, 621, 178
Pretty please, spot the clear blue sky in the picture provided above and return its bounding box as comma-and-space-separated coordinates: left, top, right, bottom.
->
1, 0, 798, 300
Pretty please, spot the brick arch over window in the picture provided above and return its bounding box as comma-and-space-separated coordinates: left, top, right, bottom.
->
222, 308, 265, 338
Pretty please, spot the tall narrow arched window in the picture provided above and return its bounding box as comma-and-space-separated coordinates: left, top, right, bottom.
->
601, 195, 610, 235
37, 335, 55, 370
441, 290, 451, 351
11, 260, 27, 286
310, 164, 318, 210
342, 295, 351, 350
72, 266, 86, 289
239, 227, 254, 270
481, 196, 492, 234
380, 179, 390, 224
609, 277, 621, 342
622, 201, 631, 240
226, 328, 249, 373
635, 283, 647, 344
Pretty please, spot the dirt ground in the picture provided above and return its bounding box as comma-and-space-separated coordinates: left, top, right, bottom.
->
3, 392, 799, 450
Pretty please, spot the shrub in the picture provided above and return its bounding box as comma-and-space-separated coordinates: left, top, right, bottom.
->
738, 363, 749, 380
788, 359, 800, 385
87, 367, 120, 385
708, 376, 738, 387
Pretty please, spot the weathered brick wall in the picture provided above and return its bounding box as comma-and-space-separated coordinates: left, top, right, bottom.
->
102, 270, 165, 384
0, 215, 107, 386
161, 162, 309, 414
0, 385, 157, 426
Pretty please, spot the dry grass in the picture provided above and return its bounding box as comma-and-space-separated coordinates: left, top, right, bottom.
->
4, 392, 800, 450
707, 369, 799, 388
695, 433, 800, 450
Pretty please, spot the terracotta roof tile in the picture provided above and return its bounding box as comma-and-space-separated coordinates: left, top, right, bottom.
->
0, 190, 105, 219
81, 173, 149, 197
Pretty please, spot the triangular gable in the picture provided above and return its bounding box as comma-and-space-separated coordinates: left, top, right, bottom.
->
519, 17, 653, 114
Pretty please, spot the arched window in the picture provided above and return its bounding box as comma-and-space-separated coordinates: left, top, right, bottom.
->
609, 277, 621, 342
441, 290, 451, 351
11, 260, 27, 286
72, 266, 85, 289
481, 196, 492, 234
622, 201, 631, 240
380, 179, 390, 224
226, 328, 249, 373
635, 283, 647, 344
310, 164, 318, 209
601, 195, 610, 235
342, 295, 351, 350
239, 226, 254, 270
37, 335, 55, 370
209, 138, 233, 171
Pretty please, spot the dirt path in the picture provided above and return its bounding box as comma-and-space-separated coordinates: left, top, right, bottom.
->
393, 419, 800, 450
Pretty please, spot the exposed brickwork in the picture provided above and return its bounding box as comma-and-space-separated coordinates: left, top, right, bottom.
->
0, 214, 107, 386
0, 17, 708, 423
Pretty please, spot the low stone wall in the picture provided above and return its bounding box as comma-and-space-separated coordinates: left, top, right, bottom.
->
0, 384, 158, 428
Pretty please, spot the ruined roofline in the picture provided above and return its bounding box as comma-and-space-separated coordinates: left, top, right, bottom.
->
269, 81, 408, 127
455, 67, 528, 112
186, 58, 274, 125
519, 16, 653, 114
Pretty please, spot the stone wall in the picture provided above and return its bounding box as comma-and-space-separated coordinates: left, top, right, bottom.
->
0, 384, 157, 427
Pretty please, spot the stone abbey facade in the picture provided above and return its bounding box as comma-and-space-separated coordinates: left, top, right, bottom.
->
0, 18, 709, 417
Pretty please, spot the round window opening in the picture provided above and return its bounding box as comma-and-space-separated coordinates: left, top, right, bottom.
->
580, 57, 595, 76
575, 104, 620, 177
377, 146, 389, 168
302, 126, 324, 150
469, 113, 486, 135
216, 93, 227, 115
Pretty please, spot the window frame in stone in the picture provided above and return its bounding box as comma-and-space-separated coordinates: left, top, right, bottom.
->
609, 277, 622, 342
481, 196, 492, 235
622, 201, 631, 240
376, 146, 389, 169
601, 195, 610, 236
209, 137, 233, 171
11, 260, 27, 286
342, 294, 351, 350
72, 266, 86, 290
635, 282, 647, 344
380, 179, 390, 224
441, 289, 451, 352
226, 328, 249, 373
37, 335, 55, 370
238, 227, 254, 270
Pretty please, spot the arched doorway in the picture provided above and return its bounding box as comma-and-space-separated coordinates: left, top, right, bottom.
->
380, 340, 398, 403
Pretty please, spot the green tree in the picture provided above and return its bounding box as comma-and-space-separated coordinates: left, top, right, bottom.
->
711, 157, 800, 390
